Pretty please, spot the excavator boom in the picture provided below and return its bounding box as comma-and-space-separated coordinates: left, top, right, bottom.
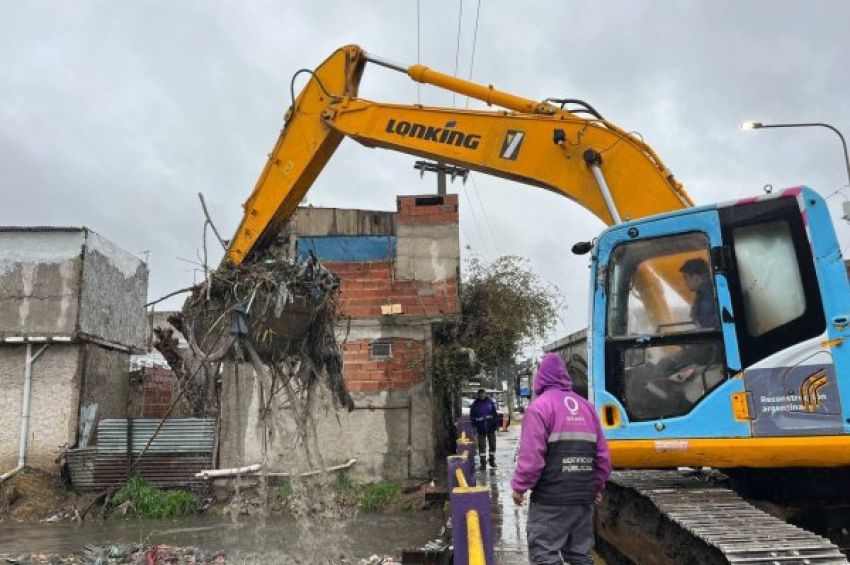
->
227, 45, 692, 265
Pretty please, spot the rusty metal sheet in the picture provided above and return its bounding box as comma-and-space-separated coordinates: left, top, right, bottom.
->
95, 418, 216, 454
66, 418, 216, 491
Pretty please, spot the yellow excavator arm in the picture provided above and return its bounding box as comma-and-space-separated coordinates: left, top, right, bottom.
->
227, 44, 693, 265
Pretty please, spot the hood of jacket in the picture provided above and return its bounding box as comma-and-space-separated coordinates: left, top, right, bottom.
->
533, 353, 573, 396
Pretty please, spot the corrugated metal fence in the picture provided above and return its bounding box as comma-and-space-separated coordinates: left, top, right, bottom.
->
66, 418, 216, 491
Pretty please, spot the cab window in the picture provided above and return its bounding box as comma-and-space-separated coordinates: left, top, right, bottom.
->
605, 231, 727, 421
719, 197, 825, 368
607, 232, 719, 338
732, 220, 806, 337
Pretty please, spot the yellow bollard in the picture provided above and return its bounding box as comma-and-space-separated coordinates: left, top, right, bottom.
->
455, 467, 469, 489
467, 509, 486, 565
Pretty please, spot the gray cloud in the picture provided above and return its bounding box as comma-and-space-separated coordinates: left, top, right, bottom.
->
2, 0, 848, 346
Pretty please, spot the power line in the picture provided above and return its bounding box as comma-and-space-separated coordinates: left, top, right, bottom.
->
452, 0, 463, 107
460, 182, 492, 258
465, 0, 482, 109
825, 183, 849, 199
469, 174, 498, 250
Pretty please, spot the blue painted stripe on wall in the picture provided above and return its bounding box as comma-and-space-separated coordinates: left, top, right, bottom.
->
296, 236, 397, 262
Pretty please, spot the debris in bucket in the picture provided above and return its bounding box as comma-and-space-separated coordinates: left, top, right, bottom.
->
155, 246, 354, 416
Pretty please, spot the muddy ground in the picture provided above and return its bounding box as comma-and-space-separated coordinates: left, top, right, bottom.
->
0, 470, 446, 564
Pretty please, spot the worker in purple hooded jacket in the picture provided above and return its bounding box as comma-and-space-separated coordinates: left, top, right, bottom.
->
510, 353, 612, 565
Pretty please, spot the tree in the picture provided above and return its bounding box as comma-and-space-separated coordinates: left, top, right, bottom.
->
433, 256, 562, 397
431, 255, 561, 451
458, 255, 563, 370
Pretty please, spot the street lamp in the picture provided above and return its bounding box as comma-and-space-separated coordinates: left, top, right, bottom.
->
740, 120, 850, 189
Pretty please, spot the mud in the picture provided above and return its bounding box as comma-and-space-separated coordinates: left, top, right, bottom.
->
0, 512, 443, 563
0, 469, 76, 524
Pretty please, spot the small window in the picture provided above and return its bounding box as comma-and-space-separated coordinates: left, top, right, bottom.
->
732, 220, 806, 337
369, 342, 393, 359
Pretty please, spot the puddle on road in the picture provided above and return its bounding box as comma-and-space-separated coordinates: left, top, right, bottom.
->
0, 512, 444, 561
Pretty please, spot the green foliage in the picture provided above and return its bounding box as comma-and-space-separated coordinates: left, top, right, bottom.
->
331, 471, 362, 507
112, 476, 198, 519
458, 256, 562, 370
277, 482, 293, 503
332, 471, 358, 494
358, 482, 403, 512
433, 256, 562, 393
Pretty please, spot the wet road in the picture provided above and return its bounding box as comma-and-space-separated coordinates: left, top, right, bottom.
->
478, 423, 529, 564
482, 421, 606, 565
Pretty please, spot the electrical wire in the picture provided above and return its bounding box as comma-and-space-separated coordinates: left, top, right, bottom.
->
825, 183, 849, 199
452, 0, 463, 107
460, 182, 492, 258
464, 0, 482, 109
469, 174, 498, 247
599, 130, 644, 156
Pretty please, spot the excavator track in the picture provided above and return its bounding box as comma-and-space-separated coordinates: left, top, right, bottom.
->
597, 470, 847, 564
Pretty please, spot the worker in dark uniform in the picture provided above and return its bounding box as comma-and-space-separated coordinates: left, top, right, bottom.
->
470, 388, 498, 469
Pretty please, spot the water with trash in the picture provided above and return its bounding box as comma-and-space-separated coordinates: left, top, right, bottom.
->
0, 512, 444, 562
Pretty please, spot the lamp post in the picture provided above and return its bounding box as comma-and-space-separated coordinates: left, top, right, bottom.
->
741, 121, 850, 189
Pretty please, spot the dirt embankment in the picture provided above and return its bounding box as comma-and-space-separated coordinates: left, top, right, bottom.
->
0, 469, 81, 524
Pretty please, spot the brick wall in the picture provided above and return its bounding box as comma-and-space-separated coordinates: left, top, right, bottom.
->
302, 194, 460, 395
142, 367, 173, 419
342, 338, 428, 392
327, 194, 460, 318
396, 194, 459, 225
326, 261, 458, 318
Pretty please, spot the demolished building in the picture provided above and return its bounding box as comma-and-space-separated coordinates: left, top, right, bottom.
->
218, 194, 460, 480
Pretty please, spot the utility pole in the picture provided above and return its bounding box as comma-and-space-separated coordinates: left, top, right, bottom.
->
414, 161, 470, 195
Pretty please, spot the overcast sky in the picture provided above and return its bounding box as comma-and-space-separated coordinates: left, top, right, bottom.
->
2, 1, 849, 347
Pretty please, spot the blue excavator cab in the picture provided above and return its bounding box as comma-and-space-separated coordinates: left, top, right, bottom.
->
590, 187, 850, 468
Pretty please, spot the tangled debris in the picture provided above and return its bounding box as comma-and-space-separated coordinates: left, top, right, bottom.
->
153, 247, 353, 417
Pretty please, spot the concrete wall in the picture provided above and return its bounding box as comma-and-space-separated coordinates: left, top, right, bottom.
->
0, 227, 143, 473
0, 228, 148, 351
78, 231, 148, 350
396, 195, 460, 284
0, 344, 80, 471
294, 207, 395, 237
0, 230, 85, 338
78, 343, 130, 427
0, 342, 132, 472
218, 363, 435, 481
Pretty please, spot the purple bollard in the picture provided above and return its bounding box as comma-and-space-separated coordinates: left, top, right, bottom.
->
456, 417, 476, 442
455, 440, 476, 486
451, 486, 494, 565
447, 455, 468, 491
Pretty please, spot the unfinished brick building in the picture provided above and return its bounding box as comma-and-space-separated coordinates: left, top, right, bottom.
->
218, 194, 460, 480
317, 196, 459, 394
